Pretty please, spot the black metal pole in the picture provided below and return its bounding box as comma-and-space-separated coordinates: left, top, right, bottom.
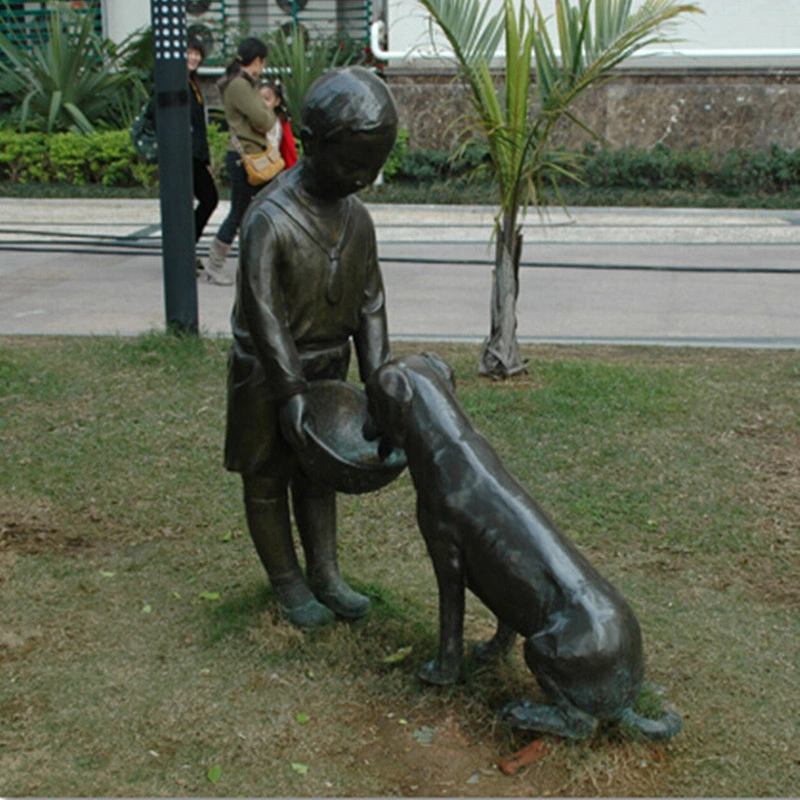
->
151, 0, 198, 335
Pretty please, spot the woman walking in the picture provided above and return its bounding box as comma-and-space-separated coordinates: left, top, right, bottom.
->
187, 36, 218, 259
202, 37, 273, 286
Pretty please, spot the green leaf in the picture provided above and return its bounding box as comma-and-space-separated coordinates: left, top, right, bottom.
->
198, 591, 221, 601
207, 764, 222, 783
295, 712, 309, 725
381, 646, 413, 664
141, 604, 152, 614
291, 762, 309, 775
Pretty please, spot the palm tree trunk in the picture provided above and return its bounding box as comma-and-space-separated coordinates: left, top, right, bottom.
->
479, 213, 527, 378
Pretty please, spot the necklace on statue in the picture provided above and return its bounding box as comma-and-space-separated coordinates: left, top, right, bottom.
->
266, 188, 352, 303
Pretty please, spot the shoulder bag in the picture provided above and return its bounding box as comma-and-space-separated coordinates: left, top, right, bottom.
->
230, 133, 285, 187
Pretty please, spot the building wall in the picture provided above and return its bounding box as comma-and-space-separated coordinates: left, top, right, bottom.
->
109, 0, 800, 67
383, 0, 800, 70
379, 1, 800, 152
385, 69, 800, 152
132, 0, 800, 152
101, 0, 149, 43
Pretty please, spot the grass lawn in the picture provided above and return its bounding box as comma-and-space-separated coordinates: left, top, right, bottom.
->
1, 335, 798, 796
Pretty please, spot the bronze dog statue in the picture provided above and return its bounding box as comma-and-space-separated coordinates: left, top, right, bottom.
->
366, 353, 681, 741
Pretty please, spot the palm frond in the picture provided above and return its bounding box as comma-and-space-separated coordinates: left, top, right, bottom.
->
418, 0, 702, 221
0, 0, 146, 133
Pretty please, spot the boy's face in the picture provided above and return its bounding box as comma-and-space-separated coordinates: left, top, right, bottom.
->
306, 128, 395, 199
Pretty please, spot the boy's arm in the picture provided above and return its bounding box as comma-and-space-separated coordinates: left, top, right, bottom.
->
354, 226, 390, 383
239, 209, 307, 400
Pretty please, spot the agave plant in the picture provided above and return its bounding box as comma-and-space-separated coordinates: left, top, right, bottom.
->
261, 24, 355, 139
0, 1, 148, 134
416, 0, 702, 377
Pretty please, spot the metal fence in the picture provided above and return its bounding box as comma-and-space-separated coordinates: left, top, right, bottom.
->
186, 1, 374, 65
0, 2, 373, 65
0, 1, 102, 49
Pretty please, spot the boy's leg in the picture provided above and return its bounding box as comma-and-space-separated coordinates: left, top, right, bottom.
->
243, 473, 334, 628
291, 472, 370, 619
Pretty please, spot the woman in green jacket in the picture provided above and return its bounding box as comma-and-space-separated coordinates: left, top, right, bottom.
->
202, 37, 274, 286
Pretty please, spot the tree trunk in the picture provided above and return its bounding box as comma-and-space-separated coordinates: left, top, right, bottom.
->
479, 216, 527, 379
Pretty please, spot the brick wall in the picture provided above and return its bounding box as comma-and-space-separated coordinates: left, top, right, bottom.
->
384, 69, 800, 152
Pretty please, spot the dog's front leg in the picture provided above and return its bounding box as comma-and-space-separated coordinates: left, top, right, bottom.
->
419, 528, 465, 686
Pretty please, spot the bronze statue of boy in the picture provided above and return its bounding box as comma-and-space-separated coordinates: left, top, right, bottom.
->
224, 67, 398, 628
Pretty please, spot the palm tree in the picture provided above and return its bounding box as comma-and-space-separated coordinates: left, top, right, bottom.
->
415, 0, 702, 377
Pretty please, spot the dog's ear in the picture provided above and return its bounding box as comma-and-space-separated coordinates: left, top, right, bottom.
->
420, 352, 456, 391
374, 364, 413, 445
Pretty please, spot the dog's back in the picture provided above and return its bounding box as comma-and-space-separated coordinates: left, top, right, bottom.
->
371, 354, 645, 718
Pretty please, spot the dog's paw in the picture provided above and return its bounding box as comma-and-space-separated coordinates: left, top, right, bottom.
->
472, 638, 511, 662
419, 659, 458, 686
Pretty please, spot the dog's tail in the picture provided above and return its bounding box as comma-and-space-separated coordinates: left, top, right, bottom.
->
619, 705, 682, 741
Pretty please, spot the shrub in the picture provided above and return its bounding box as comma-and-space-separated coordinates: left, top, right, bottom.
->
382, 128, 409, 181
206, 123, 229, 186
0, 3, 148, 133
3, 129, 800, 199
0, 129, 157, 187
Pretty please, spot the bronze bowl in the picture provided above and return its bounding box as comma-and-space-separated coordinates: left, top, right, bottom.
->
279, 380, 407, 494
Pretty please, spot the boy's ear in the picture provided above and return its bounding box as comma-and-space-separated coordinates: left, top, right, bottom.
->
300, 125, 314, 155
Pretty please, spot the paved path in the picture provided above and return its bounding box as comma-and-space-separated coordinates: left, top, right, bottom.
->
1, 198, 798, 347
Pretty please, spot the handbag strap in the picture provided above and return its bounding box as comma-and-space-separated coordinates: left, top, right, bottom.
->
231, 131, 278, 160
229, 132, 246, 156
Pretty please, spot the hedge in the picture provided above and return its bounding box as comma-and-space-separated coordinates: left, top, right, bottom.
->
0, 126, 230, 188
391, 142, 800, 195
2, 129, 800, 195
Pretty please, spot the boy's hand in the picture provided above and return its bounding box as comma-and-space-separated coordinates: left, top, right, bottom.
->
362, 413, 380, 442
281, 392, 309, 452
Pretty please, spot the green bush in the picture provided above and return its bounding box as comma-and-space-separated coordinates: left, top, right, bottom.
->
206, 123, 229, 186
382, 128, 409, 181
0, 3, 148, 133
0, 129, 157, 187
578, 143, 800, 195
4, 128, 800, 200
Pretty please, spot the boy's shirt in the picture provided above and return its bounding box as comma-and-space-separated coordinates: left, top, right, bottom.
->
230, 169, 389, 402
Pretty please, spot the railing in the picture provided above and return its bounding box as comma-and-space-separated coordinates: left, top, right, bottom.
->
186, 0, 374, 66
0, 1, 102, 49
0, 2, 373, 66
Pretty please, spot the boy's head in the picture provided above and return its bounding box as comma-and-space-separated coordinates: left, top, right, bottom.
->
301, 67, 398, 198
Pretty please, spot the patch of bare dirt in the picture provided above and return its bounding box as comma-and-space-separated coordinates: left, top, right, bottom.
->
346, 707, 681, 797
0, 501, 94, 555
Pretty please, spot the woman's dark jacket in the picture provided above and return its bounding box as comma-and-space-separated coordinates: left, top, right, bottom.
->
142, 73, 211, 165
189, 73, 210, 165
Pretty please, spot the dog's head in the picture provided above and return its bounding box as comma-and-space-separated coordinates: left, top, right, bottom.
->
365, 352, 456, 452
365, 361, 413, 451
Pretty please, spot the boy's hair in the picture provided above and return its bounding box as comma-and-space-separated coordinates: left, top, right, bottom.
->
301, 66, 397, 144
